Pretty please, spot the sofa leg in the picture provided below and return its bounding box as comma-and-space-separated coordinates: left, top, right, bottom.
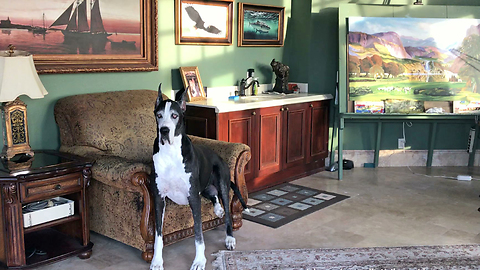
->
142, 245, 154, 262
231, 195, 243, 231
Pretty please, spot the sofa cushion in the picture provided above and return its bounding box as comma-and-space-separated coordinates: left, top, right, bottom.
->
55, 90, 160, 163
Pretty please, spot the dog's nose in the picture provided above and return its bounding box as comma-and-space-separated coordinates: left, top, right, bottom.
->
160, 126, 170, 135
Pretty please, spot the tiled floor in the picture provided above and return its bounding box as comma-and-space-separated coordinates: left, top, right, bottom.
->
33, 166, 480, 270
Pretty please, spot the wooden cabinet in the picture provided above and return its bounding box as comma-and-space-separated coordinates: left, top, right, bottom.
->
283, 103, 308, 169
217, 109, 257, 180
0, 151, 93, 269
307, 101, 330, 164
185, 100, 330, 192
257, 106, 283, 177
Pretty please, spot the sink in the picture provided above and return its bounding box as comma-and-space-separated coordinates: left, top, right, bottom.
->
233, 94, 286, 103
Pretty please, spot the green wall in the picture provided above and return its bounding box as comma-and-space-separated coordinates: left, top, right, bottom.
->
20, 0, 291, 150
12, 0, 480, 153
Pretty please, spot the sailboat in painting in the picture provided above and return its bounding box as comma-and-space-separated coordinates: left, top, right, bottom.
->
31, 13, 47, 34
50, 0, 111, 39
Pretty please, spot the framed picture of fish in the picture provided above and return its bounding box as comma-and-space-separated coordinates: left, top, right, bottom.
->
179, 66, 206, 101
175, 0, 233, 45
237, 3, 285, 47
0, 0, 158, 74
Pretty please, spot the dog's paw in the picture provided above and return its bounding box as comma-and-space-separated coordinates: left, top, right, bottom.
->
214, 203, 225, 218
150, 262, 164, 270
225, 235, 236, 250
190, 257, 206, 270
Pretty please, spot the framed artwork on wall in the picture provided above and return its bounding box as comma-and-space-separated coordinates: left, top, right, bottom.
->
0, 0, 158, 74
347, 16, 480, 102
237, 2, 285, 47
179, 66, 206, 101
175, 0, 233, 45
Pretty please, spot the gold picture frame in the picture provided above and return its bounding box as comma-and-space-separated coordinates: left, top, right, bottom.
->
237, 3, 285, 47
179, 66, 206, 101
3, 0, 159, 74
175, 0, 233, 45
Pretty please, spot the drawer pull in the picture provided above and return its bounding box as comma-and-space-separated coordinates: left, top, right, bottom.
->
310, 104, 314, 107
54, 184, 62, 190
252, 111, 256, 115
280, 108, 284, 111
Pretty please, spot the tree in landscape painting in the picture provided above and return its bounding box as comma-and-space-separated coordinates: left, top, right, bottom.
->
457, 35, 480, 93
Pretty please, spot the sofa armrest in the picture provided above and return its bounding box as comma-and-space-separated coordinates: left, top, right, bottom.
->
189, 135, 250, 172
92, 155, 152, 192
60, 145, 151, 193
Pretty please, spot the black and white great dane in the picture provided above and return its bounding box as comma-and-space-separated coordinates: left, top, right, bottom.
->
150, 84, 248, 270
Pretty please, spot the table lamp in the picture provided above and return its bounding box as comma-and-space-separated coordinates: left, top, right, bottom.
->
0, 45, 48, 160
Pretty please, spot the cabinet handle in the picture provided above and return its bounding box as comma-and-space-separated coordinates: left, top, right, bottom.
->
280, 108, 284, 111
285, 107, 289, 111
310, 104, 314, 107
252, 111, 256, 115
54, 184, 62, 190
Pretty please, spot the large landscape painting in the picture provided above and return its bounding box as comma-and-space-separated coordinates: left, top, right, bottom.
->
348, 17, 480, 101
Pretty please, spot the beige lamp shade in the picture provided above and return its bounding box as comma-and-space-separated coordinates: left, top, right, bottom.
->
0, 50, 47, 159
0, 51, 48, 102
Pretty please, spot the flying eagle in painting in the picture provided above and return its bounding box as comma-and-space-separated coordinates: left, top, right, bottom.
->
185, 6, 221, 34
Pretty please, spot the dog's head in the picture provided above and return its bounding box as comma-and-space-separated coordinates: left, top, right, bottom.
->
154, 83, 187, 146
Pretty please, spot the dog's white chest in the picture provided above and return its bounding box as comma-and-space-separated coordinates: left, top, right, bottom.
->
153, 137, 191, 205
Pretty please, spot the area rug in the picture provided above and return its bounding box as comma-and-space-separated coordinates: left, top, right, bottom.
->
242, 183, 349, 228
212, 244, 480, 270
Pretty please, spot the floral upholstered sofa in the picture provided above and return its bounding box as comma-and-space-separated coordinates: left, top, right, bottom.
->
53, 90, 251, 262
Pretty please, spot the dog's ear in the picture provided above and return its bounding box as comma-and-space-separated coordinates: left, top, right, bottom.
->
175, 87, 186, 102
177, 86, 188, 112
156, 83, 164, 108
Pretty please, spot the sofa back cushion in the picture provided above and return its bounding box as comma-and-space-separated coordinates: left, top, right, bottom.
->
55, 90, 164, 163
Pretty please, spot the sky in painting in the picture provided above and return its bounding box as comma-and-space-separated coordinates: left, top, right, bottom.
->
1, 0, 140, 33
349, 17, 480, 50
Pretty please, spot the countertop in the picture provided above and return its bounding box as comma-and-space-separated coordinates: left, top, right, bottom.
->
187, 93, 333, 113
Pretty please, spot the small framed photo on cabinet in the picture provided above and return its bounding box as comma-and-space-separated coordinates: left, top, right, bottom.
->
179, 66, 206, 101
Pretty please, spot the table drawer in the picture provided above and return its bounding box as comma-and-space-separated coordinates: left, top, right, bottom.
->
20, 173, 82, 203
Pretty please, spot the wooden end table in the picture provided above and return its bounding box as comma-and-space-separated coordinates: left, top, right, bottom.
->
0, 150, 93, 269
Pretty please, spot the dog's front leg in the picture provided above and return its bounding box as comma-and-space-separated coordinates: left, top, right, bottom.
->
188, 193, 207, 270
150, 196, 166, 270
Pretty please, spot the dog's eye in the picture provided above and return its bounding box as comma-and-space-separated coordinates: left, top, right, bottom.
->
172, 113, 178, 119
157, 112, 163, 118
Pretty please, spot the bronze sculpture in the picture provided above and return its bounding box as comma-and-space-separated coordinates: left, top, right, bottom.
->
270, 59, 291, 94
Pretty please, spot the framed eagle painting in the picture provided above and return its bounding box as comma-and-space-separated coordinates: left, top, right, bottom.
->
175, 0, 233, 45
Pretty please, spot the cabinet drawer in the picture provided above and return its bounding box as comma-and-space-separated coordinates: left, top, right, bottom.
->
20, 173, 83, 203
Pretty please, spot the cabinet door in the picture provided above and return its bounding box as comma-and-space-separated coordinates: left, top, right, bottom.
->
282, 103, 308, 169
218, 109, 257, 180
185, 106, 217, 139
307, 101, 329, 163
257, 106, 282, 177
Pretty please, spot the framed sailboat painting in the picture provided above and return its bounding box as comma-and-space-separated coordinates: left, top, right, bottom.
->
0, 0, 158, 73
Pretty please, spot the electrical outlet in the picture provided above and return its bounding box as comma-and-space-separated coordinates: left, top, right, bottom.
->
398, 138, 406, 149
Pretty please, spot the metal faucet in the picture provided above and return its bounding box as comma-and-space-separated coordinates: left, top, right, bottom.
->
239, 79, 247, 96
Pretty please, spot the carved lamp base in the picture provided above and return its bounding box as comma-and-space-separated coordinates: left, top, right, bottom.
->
1, 98, 34, 160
